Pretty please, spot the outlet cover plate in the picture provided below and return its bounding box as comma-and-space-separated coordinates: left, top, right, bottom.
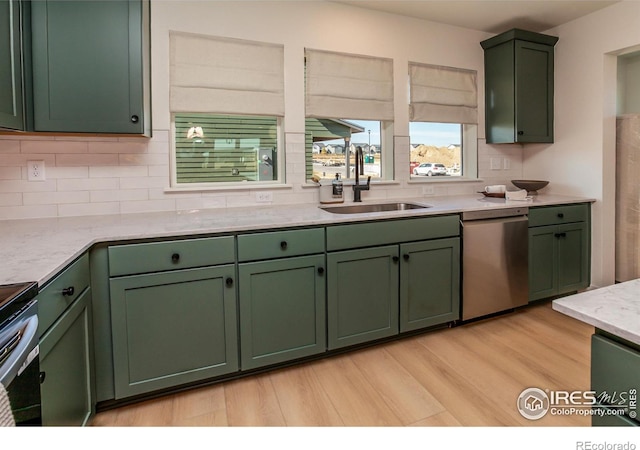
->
27, 160, 46, 181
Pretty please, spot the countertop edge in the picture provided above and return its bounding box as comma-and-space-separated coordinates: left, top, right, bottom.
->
0, 193, 595, 286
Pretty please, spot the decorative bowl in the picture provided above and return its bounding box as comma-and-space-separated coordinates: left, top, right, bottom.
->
511, 180, 549, 194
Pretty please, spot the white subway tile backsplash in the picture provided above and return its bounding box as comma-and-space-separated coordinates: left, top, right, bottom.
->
0, 131, 526, 220
0, 193, 22, 207
21, 140, 88, 154
23, 190, 90, 206
56, 153, 119, 167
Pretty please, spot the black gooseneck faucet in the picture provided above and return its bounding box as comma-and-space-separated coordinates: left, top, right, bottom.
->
353, 146, 371, 202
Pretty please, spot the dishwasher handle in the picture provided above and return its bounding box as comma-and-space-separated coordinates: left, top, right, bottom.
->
461, 214, 528, 228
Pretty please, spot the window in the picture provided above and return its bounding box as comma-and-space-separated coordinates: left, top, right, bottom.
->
169, 32, 284, 187
408, 62, 478, 179
174, 114, 281, 185
306, 119, 393, 181
305, 49, 394, 181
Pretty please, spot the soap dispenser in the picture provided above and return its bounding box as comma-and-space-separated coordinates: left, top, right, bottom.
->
332, 173, 343, 200
319, 173, 344, 204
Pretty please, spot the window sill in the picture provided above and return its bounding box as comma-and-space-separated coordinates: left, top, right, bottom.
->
165, 183, 294, 193
407, 177, 484, 184
302, 180, 401, 188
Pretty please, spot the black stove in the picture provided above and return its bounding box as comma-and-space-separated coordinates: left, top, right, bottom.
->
0, 282, 38, 328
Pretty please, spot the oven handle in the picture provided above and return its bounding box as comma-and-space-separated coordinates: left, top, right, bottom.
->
0, 314, 39, 388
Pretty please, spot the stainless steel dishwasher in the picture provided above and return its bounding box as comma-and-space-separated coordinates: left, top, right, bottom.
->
461, 207, 529, 321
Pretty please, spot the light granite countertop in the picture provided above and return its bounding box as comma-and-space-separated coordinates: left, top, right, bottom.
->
552, 279, 640, 346
0, 193, 593, 286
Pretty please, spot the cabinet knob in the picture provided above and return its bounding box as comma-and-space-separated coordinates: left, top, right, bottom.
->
225, 277, 233, 287
517, 130, 524, 135
39, 372, 46, 384
403, 254, 410, 261
62, 286, 75, 296
171, 253, 180, 263
317, 267, 325, 275
280, 241, 288, 250
131, 115, 139, 123
555, 232, 567, 238
557, 213, 564, 218
392, 256, 399, 263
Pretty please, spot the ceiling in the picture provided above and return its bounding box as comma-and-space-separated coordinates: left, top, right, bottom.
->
331, 0, 620, 34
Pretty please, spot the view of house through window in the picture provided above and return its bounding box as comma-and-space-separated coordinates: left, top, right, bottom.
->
306, 119, 382, 181
173, 114, 280, 185
409, 122, 463, 177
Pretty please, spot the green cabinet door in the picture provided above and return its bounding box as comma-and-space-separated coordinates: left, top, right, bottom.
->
0, 0, 27, 130
40, 287, 94, 426
400, 238, 460, 332
556, 221, 590, 295
31, 0, 149, 134
327, 246, 399, 350
529, 221, 590, 301
528, 224, 558, 301
110, 265, 238, 399
238, 255, 326, 370
514, 40, 555, 143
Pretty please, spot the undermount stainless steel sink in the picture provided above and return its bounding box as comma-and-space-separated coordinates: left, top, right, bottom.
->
320, 202, 431, 214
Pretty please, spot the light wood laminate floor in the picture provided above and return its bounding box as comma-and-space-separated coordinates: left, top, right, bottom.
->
91, 301, 593, 427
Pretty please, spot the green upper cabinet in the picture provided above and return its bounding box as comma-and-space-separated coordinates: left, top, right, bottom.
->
481, 29, 558, 144
30, 0, 150, 134
0, 0, 30, 130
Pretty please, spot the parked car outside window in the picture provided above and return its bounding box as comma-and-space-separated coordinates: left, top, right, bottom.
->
412, 162, 447, 176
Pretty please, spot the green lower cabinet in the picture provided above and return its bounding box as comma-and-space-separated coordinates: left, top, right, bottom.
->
238, 255, 326, 370
529, 221, 589, 301
327, 246, 399, 350
40, 287, 94, 426
109, 265, 238, 399
591, 333, 640, 426
400, 238, 460, 332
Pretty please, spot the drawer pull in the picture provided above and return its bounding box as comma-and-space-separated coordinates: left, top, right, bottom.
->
280, 241, 288, 250
517, 130, 524, 136
317, 267, 325, 275
557, 213, 564, 218
403, 254, 410, 261
225, 277, 233, 287
131, 115, 139, 123
39, 371, 46, 384
171, 253, 180, 263
61, 286, 75, 296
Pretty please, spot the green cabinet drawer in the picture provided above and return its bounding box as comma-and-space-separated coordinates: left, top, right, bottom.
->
528, 203, 589, 227
237, 228, 324, 262
108, 236, 235, 276
38, 253, 90, 337
591, 333, 640, 407
326, 215, 459, 251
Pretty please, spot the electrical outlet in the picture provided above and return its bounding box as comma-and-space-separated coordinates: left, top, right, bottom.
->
255, 191, 273, 203
503, 158, 511, 170
27, 160, 46, 181
422, 186, 435, 195
490, 158, 502, 170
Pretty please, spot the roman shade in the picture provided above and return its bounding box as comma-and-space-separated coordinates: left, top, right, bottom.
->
170, 32, 284, 116
409, 62, 477, 124
305, 49, 394, 121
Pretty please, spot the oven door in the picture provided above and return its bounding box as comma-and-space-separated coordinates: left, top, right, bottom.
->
0, 300, 41, 425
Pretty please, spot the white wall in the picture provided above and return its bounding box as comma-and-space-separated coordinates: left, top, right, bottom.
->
524, 1, 640, 287
1, 0, 527, 220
